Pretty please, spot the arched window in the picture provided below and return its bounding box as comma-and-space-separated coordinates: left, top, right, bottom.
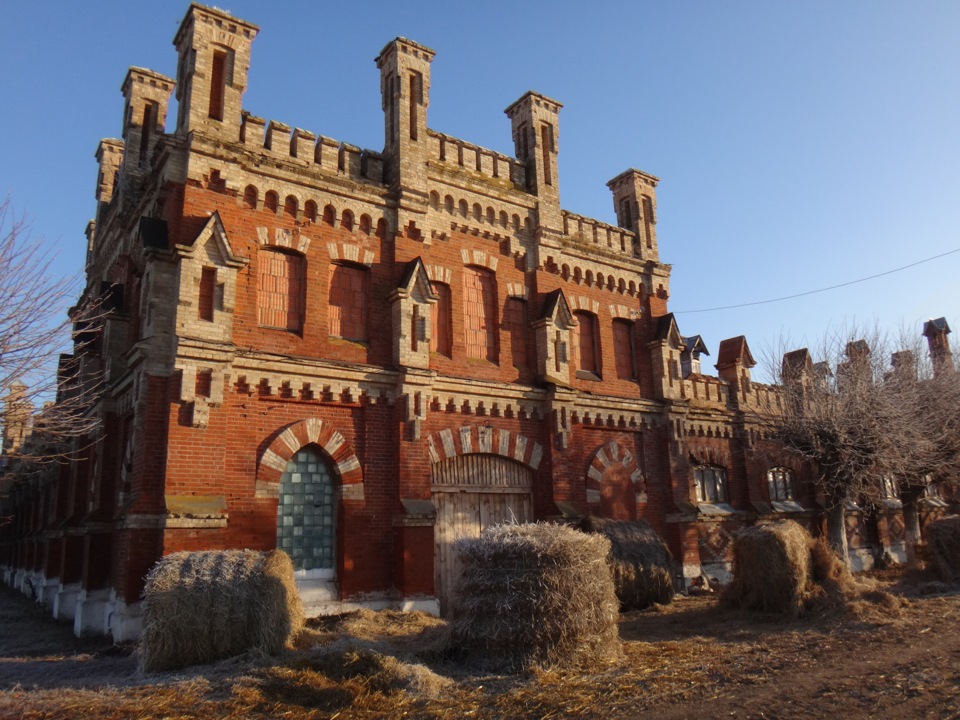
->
322, 204, 336, 226
694, 466, 728, 504
462, 266, 497, 361
767, 467, 796, 502
572, 311, 600, 377
264, 190, 279, 214
258, 248, 304, 331
341, 210, 354, 232
328, 263, 368, 341
430, 282, 452, 357
304, 200, 318, 222
243, 185, 258, 210
613, 319, 636, 380
283, 195, 298, 218
359, 214, 372, 235
277, 446, 335, 573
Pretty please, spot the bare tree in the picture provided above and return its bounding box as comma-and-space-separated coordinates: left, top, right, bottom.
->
0, 200, 102, 472
758, 326, 960, 562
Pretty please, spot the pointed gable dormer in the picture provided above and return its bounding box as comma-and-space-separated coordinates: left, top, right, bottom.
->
716, 335, 756, 398
390, 257, 438, 369
651, 313, 684, 399
174, 212, 248, 344
680, 334, 709, 378
533, 289, 576, 385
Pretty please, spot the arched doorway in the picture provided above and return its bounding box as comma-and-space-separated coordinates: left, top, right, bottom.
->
431, 453, 533, 615
276, 446, 336, 586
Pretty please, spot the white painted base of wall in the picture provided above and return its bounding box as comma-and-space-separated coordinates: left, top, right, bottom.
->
848, 548, 875, 573
1, 567, 13, 585
74, 588, 111, 637
106, 592, 143, 643
399, 597, 440, 615
13, 569, 27, 595
700, 561, 733, 587
887, 542, 907, 565
40, 577, 60, 609
52, 582, 82, 621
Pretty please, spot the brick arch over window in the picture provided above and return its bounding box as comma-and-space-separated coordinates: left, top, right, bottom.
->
586, 439, 646, 519
256, 418, 363, 500
427, 425, 543, 471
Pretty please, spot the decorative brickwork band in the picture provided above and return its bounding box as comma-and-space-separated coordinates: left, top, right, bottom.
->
256, 418, 363, 499
426, 425, 543, 471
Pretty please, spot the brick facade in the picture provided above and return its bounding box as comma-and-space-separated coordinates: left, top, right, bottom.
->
1, 3, 954, 640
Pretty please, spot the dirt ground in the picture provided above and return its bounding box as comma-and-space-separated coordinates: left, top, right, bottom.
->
0, 570, 958, 719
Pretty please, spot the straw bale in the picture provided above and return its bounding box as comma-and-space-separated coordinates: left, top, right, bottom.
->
581, 516, 675, 610
140, 549, 304, 673
925, 516, 960, 582
451, 523, 620, 673
723, 520, 813, 617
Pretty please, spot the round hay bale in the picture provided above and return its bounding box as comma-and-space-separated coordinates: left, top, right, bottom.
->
581, 516, 676, 610
140, 549, 305, 673
451, 523, 620, 673
723, 520, 813, 617
926, 516, 960, 582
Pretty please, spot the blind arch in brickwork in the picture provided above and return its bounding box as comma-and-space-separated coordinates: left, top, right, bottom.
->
586, 439, 647, 518
427, 424, 544, 471
256, 418, 363, 500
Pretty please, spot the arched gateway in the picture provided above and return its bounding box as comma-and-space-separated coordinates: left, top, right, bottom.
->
428, 426, 542, 615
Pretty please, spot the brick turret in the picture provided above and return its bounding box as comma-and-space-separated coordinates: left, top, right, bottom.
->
923, 317, 954, 377
607, 169, 660, 262
505, 91, 563, 244
173, 3, 259, 142
376, 37, 436, 234
120, 68, 175, 179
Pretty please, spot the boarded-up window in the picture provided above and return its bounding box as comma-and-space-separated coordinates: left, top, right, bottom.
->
198, 267, 216, 321
463, 266, 497, 361
613, 319, 636, 379
328, 264, 367, 341
503, 297, 528, 370
209, 50, 226, 121
430, 282, 452, 357
572, 311, 599, 375
258, 249, 304, 331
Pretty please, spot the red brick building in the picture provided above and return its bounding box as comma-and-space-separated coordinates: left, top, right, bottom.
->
0, 4, 952, 639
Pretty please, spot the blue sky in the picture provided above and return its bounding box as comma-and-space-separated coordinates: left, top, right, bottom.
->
1, 1, 958, 379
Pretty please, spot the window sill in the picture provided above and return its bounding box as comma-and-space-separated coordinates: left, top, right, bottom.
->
697, 502, 736, 516
576, 370, 602, 381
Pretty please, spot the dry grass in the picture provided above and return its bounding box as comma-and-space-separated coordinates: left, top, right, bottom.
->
452, 522, 621, 672
140, 549, 304, 672
2, 572, 960, 719
581, 516, 675, 610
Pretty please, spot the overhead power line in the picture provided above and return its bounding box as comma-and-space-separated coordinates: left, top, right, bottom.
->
673, 246, 960, 314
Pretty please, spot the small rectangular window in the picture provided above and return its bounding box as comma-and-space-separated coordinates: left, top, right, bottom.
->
138, 101, 157, 168
198, 267, 216, 321
209, 50, 227, 121
195, 369, 212, 398
541, 124, 553, 186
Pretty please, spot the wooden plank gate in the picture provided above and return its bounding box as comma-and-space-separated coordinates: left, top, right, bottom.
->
431, 453, 533, 615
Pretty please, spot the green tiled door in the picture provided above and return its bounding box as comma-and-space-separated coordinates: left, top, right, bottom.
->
277, 446, 336, 573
